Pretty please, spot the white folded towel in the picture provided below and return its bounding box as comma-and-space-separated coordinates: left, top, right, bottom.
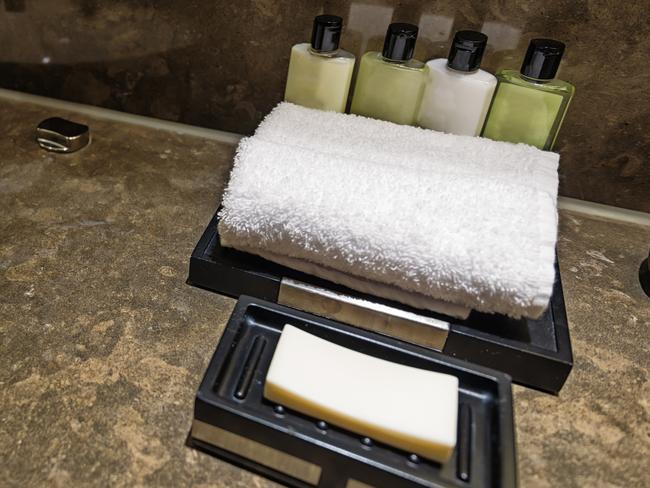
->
218, 103, 559, 319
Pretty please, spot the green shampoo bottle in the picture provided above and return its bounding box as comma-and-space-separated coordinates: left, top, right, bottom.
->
481, 39, 575, 150
350, 23, 427, 125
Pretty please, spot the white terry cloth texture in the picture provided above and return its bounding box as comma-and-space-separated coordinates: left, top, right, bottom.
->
218, 103, 559, 319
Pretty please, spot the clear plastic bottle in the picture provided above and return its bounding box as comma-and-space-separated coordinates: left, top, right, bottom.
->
417, 31, 496, 136
284, 15, 355, 113
481, 39, 575, 150
350, 23, 427, 125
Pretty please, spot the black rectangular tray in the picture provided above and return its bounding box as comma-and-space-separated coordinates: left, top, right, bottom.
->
190, 296, 517, 488
188, 210, 573, 394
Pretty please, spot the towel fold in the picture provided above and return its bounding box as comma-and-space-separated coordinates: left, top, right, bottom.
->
218, 103, 559, 319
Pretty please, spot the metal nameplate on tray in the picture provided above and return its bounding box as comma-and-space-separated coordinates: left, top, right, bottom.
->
192, 419, 322, 485
346, 480, 375, 488
277, 278, 449, 351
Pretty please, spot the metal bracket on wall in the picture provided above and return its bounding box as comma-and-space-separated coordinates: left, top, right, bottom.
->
277, 277, 449, 351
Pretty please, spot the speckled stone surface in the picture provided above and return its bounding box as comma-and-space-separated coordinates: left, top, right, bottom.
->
0, 0, 648, 212
0, 99, 277, 487
1, 97, 648, 487
515, 213, 650, 488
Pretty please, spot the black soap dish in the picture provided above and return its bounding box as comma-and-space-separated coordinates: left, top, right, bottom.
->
189, 296, 517, 488
188, 210, 573, 394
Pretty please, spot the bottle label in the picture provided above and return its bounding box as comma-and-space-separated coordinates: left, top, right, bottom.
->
483, 82, 563, 149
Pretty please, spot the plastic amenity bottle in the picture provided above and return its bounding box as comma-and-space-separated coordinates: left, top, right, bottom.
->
481, 39, 575, 150
350, 23, 427, 125
284, 15, 355, 113
417, 31, 496, 136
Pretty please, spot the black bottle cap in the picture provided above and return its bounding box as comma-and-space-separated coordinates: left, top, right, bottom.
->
382, 23, 418, 62
447, 30, 488, 72
520, 38, 566, 80
311, 15, 342, 52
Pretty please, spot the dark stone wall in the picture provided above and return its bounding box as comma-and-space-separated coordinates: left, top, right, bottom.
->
1, 0, 648, 211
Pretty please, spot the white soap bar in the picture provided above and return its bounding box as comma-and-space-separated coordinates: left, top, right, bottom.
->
264, 325, 459, 463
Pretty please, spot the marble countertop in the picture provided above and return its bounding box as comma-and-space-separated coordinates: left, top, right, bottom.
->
1, 95, 648, 488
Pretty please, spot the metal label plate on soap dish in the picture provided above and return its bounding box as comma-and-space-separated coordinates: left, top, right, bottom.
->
278, 277, 450, 351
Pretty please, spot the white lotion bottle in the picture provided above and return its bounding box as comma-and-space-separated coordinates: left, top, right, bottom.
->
417, 31, 496, 136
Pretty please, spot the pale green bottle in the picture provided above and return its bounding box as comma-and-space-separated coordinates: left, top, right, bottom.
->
350, 23, 427, 125
284, 15, 355, 113
482, 39, 575, 150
